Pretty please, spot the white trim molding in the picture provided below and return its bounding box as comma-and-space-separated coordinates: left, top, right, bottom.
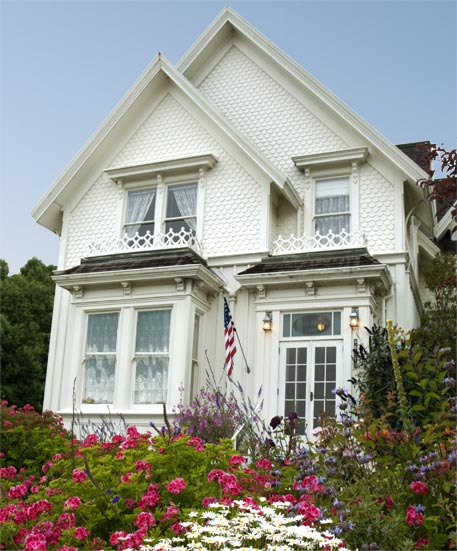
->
292, 147, 368, 171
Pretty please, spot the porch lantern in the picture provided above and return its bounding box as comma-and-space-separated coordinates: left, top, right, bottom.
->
262, 312, 272, 331
349, 309, 360, 329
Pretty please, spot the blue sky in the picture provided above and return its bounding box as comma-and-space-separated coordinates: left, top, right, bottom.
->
1, 0, 456, 274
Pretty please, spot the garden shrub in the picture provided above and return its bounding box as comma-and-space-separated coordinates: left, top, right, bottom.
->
0, 401, 71, 476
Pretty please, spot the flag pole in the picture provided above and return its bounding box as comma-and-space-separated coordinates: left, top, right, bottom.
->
224, 295, 251, 375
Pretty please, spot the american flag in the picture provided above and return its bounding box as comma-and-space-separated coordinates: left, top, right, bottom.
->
223, 297, 237, 377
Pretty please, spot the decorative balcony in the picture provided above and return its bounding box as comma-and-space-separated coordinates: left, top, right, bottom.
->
88, 229, 204, 258
272, 229, 367, 255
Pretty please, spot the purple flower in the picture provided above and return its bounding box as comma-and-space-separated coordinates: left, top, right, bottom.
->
112, 495, 120, 504
270, 416, 283, 429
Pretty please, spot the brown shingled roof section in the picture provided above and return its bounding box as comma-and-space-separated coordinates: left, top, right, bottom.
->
396, 141, 431, 172
56, 248, 207, 276
238, 249, 380, 275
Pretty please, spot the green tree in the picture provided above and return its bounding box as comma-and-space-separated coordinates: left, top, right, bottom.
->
411, 251, 457, 358
0, 257, 56, 411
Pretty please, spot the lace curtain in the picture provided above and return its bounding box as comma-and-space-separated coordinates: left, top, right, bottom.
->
134, 310, 171, 404
125, 188, 156, 236
83, 313, 119, 403
315, 178, 350, 235
168, 184, 197, 231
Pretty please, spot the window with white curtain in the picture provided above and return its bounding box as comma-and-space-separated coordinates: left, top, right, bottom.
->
165, 182, 198, 234
133, 310, 171, 404
83, 313, 119, 404
314, 177, 350, 236
124, 188, 156, 237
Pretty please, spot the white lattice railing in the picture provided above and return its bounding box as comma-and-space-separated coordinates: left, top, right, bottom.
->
272, 229, 367, 255
88, 229, 204, 258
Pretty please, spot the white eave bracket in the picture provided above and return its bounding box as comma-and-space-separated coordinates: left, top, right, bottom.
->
104, 153, 218, 184
292, 147, 368, 171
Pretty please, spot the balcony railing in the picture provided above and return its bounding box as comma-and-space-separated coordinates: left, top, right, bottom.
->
272, 229, 367, 255
88, 229, 204, 258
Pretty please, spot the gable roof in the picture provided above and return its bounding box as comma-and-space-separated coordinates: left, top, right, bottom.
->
32, 53, 301, 235
178, 7, 430, 188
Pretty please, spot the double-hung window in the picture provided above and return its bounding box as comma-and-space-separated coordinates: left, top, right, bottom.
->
83, 313, 119, 404
165, 182, 198, 234
133, 310, 171, 404
124, 188, 156, 239
314, 177, 350, 235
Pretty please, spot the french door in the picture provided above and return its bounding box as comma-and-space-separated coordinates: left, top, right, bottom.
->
279, 341, 342, 436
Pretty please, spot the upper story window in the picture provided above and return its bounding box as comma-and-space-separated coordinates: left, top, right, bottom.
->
314, 177, 350, 235
124, 188, 156, 238
165, 182, 198, 234
83, 312, 119, 404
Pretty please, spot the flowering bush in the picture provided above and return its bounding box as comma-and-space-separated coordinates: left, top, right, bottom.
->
143, 500, 350, 550
174, 386, 244, 443
0, 401, 71, 476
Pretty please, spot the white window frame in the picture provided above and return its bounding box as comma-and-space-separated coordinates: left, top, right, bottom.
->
302, 166, 360, 237
313, 176, 351, 235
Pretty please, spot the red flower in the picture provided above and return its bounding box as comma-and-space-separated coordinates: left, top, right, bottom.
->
229, 455, 246, 466
166, 477, 186, 494
73, 526, 89, 541
410, 481, 428, 495
135, 512, 156, 528
384, 495, 394, 509
415, 539, 429, 549
255, 458, 272, 471
71, 468, 87, 483
64, 496, 81, 510
406, 505, 424, 526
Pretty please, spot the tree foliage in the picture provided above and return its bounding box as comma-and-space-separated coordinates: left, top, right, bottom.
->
0, 257, 56, 411
411, 251, 457, 358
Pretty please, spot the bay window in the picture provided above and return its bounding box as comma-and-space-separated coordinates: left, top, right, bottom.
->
314, 177, 350, 235
83, 313, 119, 404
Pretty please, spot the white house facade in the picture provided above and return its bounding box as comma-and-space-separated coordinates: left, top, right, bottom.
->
33, 8, 439, 438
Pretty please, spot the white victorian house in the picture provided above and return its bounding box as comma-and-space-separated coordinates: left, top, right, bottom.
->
33, 8, 439, 437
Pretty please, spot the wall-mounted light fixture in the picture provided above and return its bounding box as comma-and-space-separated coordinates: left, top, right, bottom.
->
349, 308, 360, 329
262, 312, 272, 331
316, 316, 326, 332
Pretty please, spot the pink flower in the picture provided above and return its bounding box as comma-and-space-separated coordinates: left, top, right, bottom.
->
23, 532, 46, 551
135, 460, 152, 473
187, 437, 204, 451
384, 495, 394, 509
415, 539, 429, 548
134, 512, 156, 528
410, 481, 428, 495
166, 477, 186, 494
64, 496, 81, 509
162, 504, 179, 521
0, 466, 17, 479
57, 547, 79, 551
71, 468, 87, 483
126, 426, 141, 438
406, 505, 424, 526
229, 455, 246, 466
202, 496, 218, 507
82, 434, 98, 447
56, 512, 76, 529
8, 484, 27, 499
297, 500, 321, 525
73, 526, 89, 541
171, 522, 185, 534
255, 458, 272, 471
121, 472, 133, 483
208, 469, 225, 482
110, 531, 127, 545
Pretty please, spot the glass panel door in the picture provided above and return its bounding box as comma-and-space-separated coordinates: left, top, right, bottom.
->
279, 341, 341, 437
